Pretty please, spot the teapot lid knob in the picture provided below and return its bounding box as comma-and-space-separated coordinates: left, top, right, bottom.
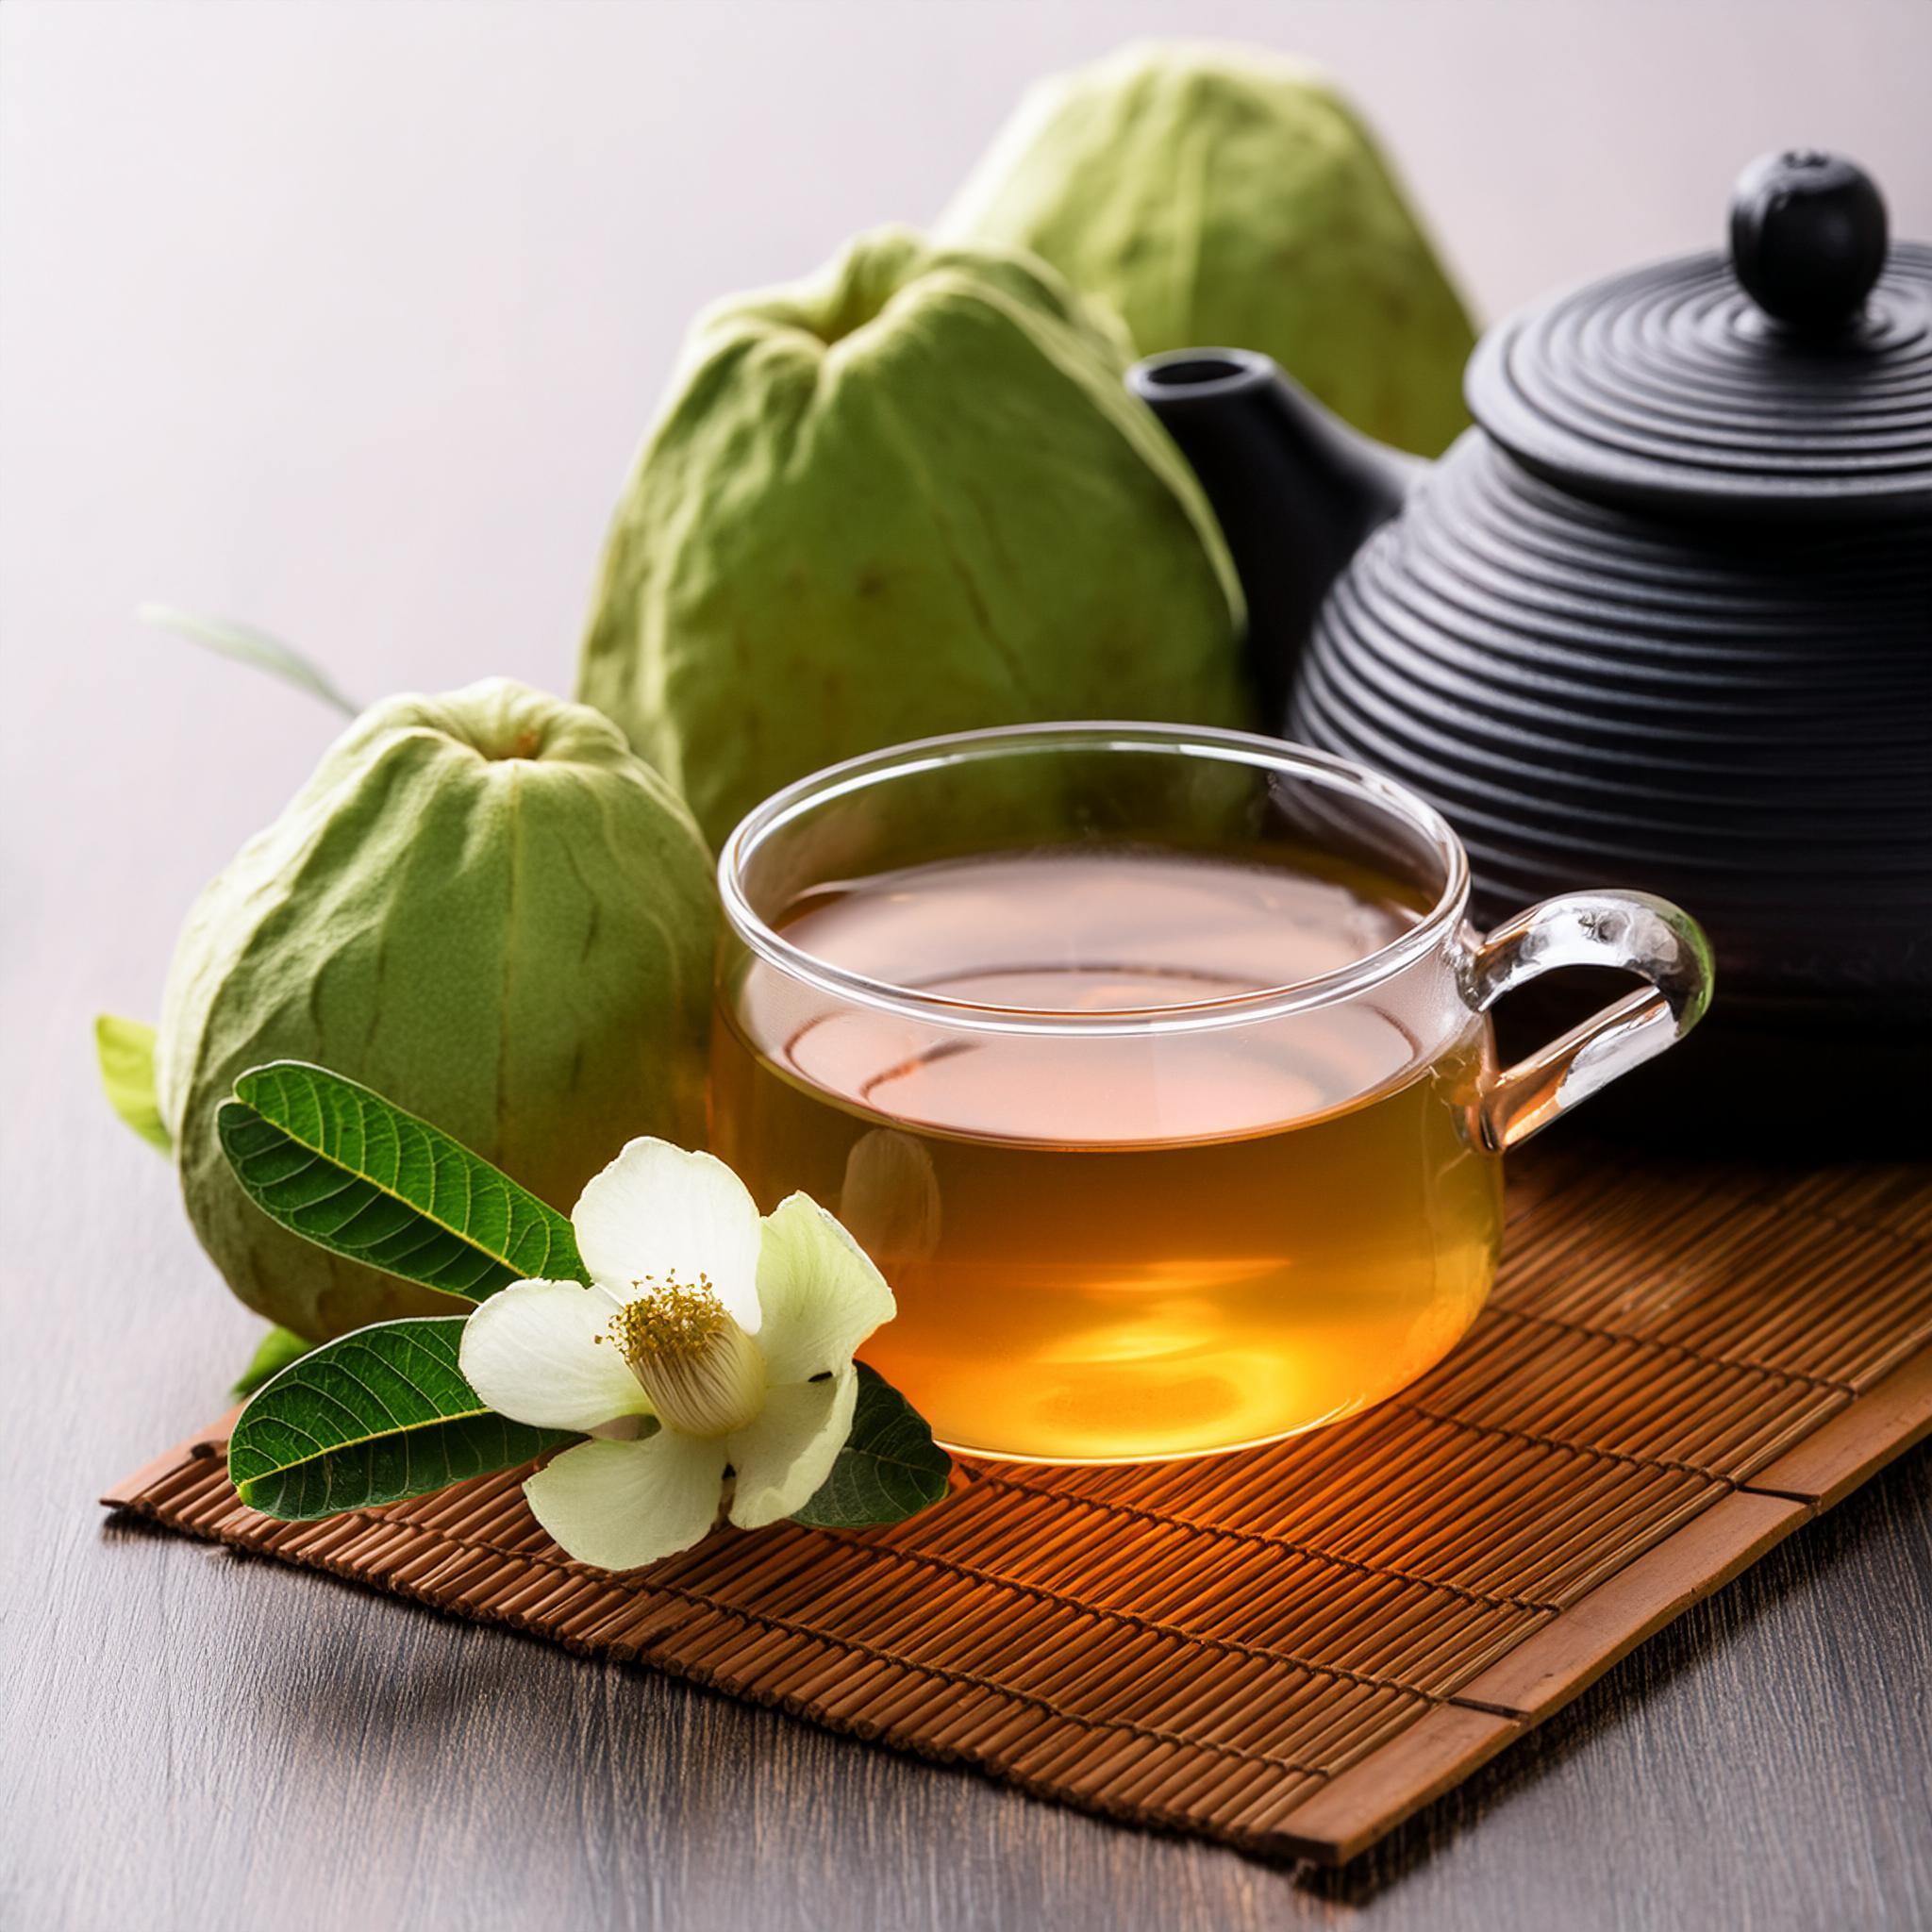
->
1728, 149, 1888, 331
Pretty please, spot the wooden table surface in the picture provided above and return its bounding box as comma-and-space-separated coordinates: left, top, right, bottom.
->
4, 5, 1930, 1927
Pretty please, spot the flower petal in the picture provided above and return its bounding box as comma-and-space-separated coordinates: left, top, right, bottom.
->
754, 1194, 897, 1387
573, 1139, 763, 1333
726, 1367, 858, 1529
458, 1278, 647, 1433
523, 1432, 727, 1570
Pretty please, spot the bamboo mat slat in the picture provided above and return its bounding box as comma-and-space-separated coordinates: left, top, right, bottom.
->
104, 1140, 1932, 1864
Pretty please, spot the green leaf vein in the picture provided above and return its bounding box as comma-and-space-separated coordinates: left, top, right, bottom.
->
217, 1060, 590, 1302
228, 1316, 576, 1520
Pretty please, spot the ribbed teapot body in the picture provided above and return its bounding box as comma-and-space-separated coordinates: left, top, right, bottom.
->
1291, 433, 1932, 1108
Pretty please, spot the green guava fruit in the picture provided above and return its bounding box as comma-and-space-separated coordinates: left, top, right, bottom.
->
939, 41, 1477, 458
155, 678, 717, 1341
576, 225, 1249, 849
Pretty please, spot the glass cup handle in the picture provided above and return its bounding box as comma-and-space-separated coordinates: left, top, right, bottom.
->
1467, 891, 1714, 1151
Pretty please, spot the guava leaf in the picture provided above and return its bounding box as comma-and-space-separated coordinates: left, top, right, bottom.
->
789, 1362, 952, 1528
93, 1014, 172, 1154
139, 603, 359, 716
230, 1323, 318, 1399
228, 1315, 576, 1519
217, 1060, 590, 1301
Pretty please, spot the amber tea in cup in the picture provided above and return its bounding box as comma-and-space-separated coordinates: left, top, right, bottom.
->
712, 725, 1709, 1464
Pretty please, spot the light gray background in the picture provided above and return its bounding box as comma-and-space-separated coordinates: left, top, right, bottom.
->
4, 7, 1930, 1930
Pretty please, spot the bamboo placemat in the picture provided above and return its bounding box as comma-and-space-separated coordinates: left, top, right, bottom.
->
105, 1141, 1932, 1864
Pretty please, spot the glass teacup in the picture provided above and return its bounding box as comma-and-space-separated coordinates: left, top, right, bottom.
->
710, 724, 1710, 1464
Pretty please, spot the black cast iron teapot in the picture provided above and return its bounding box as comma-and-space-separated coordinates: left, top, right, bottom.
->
1130, 151, 1931, 1143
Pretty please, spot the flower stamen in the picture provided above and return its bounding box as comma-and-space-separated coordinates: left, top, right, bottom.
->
611, 1275, 725, 1361
610, 1274, 764, 1439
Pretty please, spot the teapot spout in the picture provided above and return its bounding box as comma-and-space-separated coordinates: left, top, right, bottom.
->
1129, 350, 1419, 727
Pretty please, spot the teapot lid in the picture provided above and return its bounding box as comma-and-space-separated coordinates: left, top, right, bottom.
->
1466, 151, 1932, 521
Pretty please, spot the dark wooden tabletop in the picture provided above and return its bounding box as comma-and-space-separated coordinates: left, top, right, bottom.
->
6, 5, 1932, 1926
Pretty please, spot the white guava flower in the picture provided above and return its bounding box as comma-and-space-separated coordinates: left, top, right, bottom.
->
459, 1139, 894, 1571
